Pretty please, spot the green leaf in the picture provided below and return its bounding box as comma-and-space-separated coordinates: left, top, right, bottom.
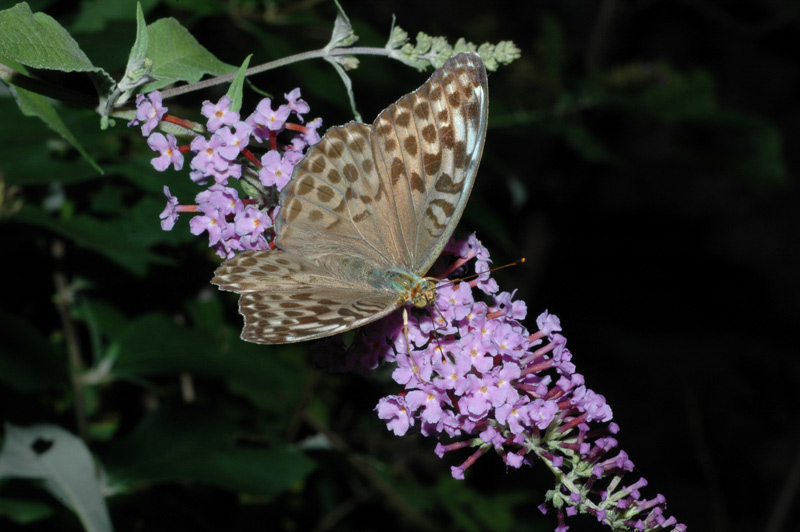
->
71, 0, 154, 34
104, 403, 316, 497
601, 65, 718, 122
75, 299, 129, 342
0, 3, 96, 72
0, 108, 86, 186
325, 0, 358, 51
549, 120, 613, 163
697, 111, 787, 185
142, 17, 237, 91
324, 56, 361, 122
127, 3, 150, 71
13, 204, 170, 276
536, 14, 565, 83
226, 54, 252, 113
0, 308, 66, 393
110, 310, 307, 411
0, 4, 119, 116
431, 476, 525, 532
0, 497, 54, 524
0, 5, 106, 175
118, 2, 154, 93
0, 423, 114, 532
11, 85, 102, 174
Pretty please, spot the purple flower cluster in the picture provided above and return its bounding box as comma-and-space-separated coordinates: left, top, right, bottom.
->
130, 90, 322, 258
320, 234, 684, 532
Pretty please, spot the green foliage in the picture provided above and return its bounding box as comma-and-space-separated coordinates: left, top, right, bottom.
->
0, 310, 65, 393
0, 3, 98, 72
225, 55, 252, 113
104, 404, 316, 497
140, 18, 238, 92
0, 1, 789, 531
0, 497, 54, 525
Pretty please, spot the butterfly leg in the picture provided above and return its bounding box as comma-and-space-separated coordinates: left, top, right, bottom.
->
403, 307, 426, 381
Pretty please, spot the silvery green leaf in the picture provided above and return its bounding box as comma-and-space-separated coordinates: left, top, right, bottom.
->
0, 424, 114, 532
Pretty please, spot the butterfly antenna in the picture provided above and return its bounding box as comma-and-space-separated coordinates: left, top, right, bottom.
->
437, 257, 526, 288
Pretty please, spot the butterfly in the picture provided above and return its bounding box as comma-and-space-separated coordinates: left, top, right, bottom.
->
212, 52, 488, 344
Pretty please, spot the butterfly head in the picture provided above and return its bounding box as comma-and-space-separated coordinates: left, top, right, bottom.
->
409, 278, 437, 308
381, 269, 438, 308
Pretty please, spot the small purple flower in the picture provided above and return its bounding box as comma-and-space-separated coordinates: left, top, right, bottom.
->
461, 331, 495, 373
505, 450, 526, 468
287, 137, 308, 152
472, 316, 499, 352
159, 186, 179, 230
189, 134, 243, 186
537, 310, 562, 336
147, 133, 184, 172
259, 150, 295, 189
238, 233, 268, 251
216, 121, 253, 161
437, 282, 474, 322
196, 184, 241, 217
190, 135, 228, 174
406, 388, 445, 424
492, 322, 524, 357
283, 149, 304, 167
284, 88, 310, 122
129, 91, 167, 136
201, 95, 239, 132
214, 226, 245, 259
459, 373, 492, 418
301, 117, 323, 146
375, 395, 412, 436
189, 203, 225, 246
212, 161, 242, 185
495, 400, 525, 434
234, 206, 270, 244
392, 348, 433, 387
475, 259, 499, 294
527, 398, 558, 430
457, 300, 487, 335
247, 98, 291, 142
432, 349, 471, 394
571, 386, 613, 422
488, 363, 521, 407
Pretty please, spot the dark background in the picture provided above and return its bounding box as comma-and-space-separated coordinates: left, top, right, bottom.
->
1, 1, 798, 531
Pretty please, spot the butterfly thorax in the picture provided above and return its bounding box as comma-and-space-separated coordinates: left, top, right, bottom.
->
377, 269, 437, 308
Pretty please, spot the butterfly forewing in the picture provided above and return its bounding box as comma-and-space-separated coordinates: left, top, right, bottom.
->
276, 123, 404, 267
370, 52, 488, 273
213, 52, 488, 344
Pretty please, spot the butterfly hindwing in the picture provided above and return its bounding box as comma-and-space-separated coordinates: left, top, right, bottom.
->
212, 250, 399, 343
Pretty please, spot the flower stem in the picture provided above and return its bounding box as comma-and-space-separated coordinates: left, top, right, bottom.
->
51, 240, 89, 442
